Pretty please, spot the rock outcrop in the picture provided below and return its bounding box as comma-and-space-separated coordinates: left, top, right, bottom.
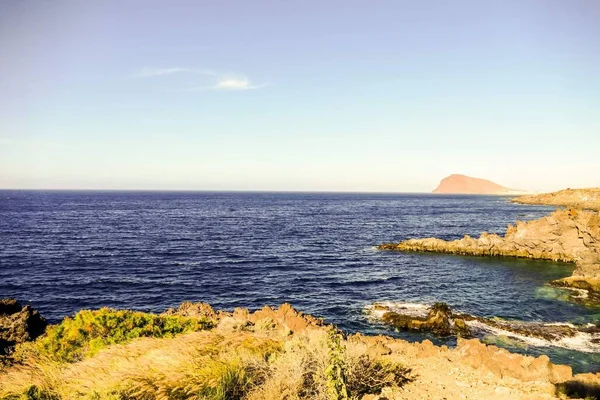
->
369, 302, 600, 351
513, 188, 600, 211
433, 174, 523, 195
455, 338, 572, 385
164, 301, 324, 334
379, 302, 469, 337
379, 209, 600, 299
0, 299, 47, 356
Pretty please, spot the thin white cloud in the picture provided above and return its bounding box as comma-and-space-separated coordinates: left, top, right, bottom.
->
136, 67, 265, 91
135, 67, 217, 78
213, 76, 264, 91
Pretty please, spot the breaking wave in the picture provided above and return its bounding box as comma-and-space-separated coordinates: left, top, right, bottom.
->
365, 301, 600, 354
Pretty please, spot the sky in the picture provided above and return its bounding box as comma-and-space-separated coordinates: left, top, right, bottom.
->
1, 0, 599, 192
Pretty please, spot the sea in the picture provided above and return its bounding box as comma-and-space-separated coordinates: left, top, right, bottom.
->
1, 190, 599, 373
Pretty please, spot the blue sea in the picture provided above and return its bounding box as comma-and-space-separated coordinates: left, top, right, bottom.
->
1, 191, 599, 372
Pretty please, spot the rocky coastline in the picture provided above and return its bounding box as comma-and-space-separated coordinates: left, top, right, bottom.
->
512, 188, 600, 211
2, 299, 600, 399
366, 302, 600, 352
378, 208, 600, 301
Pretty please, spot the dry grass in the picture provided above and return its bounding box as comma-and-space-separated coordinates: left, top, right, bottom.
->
1, 313, 411, 400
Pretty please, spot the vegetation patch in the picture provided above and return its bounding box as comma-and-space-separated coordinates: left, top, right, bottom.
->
15, 308, 215, 363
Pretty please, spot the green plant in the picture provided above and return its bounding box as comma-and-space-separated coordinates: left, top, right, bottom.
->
325, 329, 348, 400
17, 308, 215, 363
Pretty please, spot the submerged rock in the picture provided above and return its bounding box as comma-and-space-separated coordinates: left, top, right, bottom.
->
0, 298, 48, 356
379, 208, 600, 302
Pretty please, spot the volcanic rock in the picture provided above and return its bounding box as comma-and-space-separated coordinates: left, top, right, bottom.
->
0, 298, 48, 356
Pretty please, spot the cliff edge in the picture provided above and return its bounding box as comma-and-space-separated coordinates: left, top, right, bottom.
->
513, 188, 600, 211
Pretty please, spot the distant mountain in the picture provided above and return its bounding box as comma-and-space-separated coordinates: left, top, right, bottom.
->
433, 174, 523, 195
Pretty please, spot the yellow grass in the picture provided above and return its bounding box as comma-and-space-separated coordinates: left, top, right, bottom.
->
1, 312, 411, 400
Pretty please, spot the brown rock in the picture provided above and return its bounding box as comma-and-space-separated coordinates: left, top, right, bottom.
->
162, 301, 218, 320
0, 299, 48, 356
245, 303, 323, 333
513, 187, 600, 211
456, 338, 572, 384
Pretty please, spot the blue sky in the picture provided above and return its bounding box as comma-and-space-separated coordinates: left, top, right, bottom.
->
1, 0, 599, 191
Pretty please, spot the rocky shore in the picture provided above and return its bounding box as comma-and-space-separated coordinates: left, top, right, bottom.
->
379, 208, 600, 301
2, 299, 600, 399
512, 188, 600, 211
366, 302, 600, 352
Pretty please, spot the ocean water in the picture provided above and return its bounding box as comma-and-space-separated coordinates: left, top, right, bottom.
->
1, 190, 599, 372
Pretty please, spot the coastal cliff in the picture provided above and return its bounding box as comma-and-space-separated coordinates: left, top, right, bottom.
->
433, 174, 523, 195
513, 188, 600, 211
379, 209, 600, 299
2, 300, 599, 400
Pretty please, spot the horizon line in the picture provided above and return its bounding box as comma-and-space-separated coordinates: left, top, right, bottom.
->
0, 188, 527, 196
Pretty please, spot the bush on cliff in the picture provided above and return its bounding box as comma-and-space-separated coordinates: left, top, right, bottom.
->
15, 307, 215, 363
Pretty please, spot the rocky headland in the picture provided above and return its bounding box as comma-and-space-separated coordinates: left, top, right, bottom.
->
513, 188, 600, 211
378, 208, 600, 301
433, 174, 526, 195
2, 299, 600, 400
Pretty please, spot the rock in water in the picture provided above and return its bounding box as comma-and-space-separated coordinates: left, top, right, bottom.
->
370, 302, 600, 351
381, 302, 467, 337
0, 298, 48, 356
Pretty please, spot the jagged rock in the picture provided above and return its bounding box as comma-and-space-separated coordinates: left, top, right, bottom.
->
162, 301, 219, 320
248, 303, 324, 333
381, 302, 469, 337
162, 302, 324, 334
379, 209, 600, 301
415, 339, 442, 358
456, 338, 572, 384
0, 298, 48, 356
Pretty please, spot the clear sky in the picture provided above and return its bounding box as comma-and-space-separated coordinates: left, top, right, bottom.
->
1, 0, 599, 192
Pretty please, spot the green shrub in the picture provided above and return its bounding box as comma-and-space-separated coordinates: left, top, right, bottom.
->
325, 329, 349, 400
20, 308, 215, 363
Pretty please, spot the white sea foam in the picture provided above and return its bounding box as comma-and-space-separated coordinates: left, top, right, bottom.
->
365, 301, 429, 319
466, 320, 600, 353
366, 302, 600, 353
